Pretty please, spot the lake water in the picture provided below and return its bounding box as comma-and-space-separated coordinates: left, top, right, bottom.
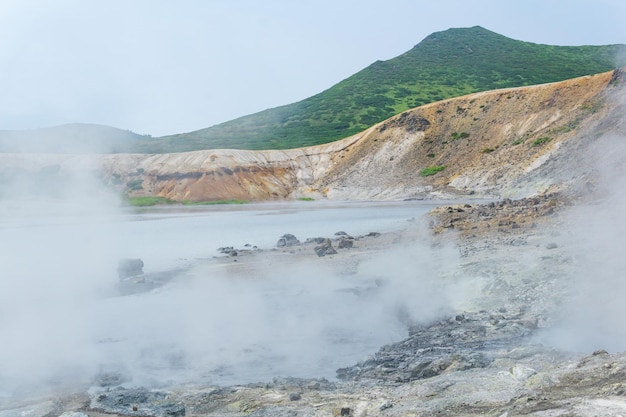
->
115, 200, 440, 271
0, 200, 449, 393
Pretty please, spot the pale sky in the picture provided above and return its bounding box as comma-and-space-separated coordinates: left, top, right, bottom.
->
1, 0, 625, 137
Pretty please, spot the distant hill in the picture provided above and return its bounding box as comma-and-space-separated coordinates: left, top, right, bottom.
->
131, 26, 626, 153
0, 123, 146, 153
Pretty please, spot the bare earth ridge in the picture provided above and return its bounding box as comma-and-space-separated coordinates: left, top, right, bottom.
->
93, 69, 624, 203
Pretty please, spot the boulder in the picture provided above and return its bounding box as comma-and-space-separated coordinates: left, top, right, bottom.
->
314, 239, 337, 257
337, 238, 354, 249
276, 234, 300, 248
117, 258, 144, 279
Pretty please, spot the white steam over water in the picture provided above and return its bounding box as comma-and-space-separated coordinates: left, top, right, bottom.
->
0, 169, 459, 398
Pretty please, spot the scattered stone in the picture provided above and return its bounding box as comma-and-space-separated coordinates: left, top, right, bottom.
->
335, 407, 352, 416
117, 258, 144, 279
277, 234, 300, 247
337, 238, 354, 249
379, 401, 393, 411
90, 387, 185, 417
218, 246, 234, 254
314, 239, 337, 257
11, 186, 622, 417
305, 237, 326, 244
546, 242, 558, 249
337, 309, 537, 383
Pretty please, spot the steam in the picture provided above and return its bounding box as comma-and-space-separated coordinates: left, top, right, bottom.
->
0, 154, 123, 398
0, 161, 462, 399
94, 239, 460, 388
541, 133, 626, 353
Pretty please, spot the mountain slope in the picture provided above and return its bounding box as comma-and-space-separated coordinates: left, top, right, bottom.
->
1, 70, 624, 202
132, 26, 626, 153
0, 123, 146, 154
86, 69, 624, 202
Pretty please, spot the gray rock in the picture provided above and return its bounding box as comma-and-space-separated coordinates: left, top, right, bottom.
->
91, 388, 185, 417
337, 309, 536, 383
277, 234, 300, 248
337, 238, 354, 249
379, 401, 393, 411
305, 237, 326, 244
314, 239, 337, 257
117, 258, 144, 279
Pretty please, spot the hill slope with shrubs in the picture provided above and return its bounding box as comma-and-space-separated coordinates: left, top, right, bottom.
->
132, 26, 625, 152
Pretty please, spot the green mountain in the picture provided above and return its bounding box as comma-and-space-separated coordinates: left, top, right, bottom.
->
125, 26, 626, 152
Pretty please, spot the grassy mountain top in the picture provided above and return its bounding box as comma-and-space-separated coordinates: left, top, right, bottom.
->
0, 123, 147, 153
134, 26, 625, 153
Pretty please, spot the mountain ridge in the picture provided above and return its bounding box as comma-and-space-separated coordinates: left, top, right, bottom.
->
1, 26, 623, 155
2, 69, 622, 204
87, 68, 622, 202
134, 26, 625, 152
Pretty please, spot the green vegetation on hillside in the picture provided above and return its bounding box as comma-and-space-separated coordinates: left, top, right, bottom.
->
123, 196, 176, 206
131, 26, 626, 153
419, 165, 446, 177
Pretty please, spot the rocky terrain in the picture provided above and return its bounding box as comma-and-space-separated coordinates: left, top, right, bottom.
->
2, 190, 626, 417
2, 70, 626, 416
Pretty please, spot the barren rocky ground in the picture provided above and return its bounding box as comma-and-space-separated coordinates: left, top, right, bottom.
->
2, 70, 626, 416
3, 193, 626, 417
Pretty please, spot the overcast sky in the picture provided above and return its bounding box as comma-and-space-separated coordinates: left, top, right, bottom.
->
1, 0, 625, 137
